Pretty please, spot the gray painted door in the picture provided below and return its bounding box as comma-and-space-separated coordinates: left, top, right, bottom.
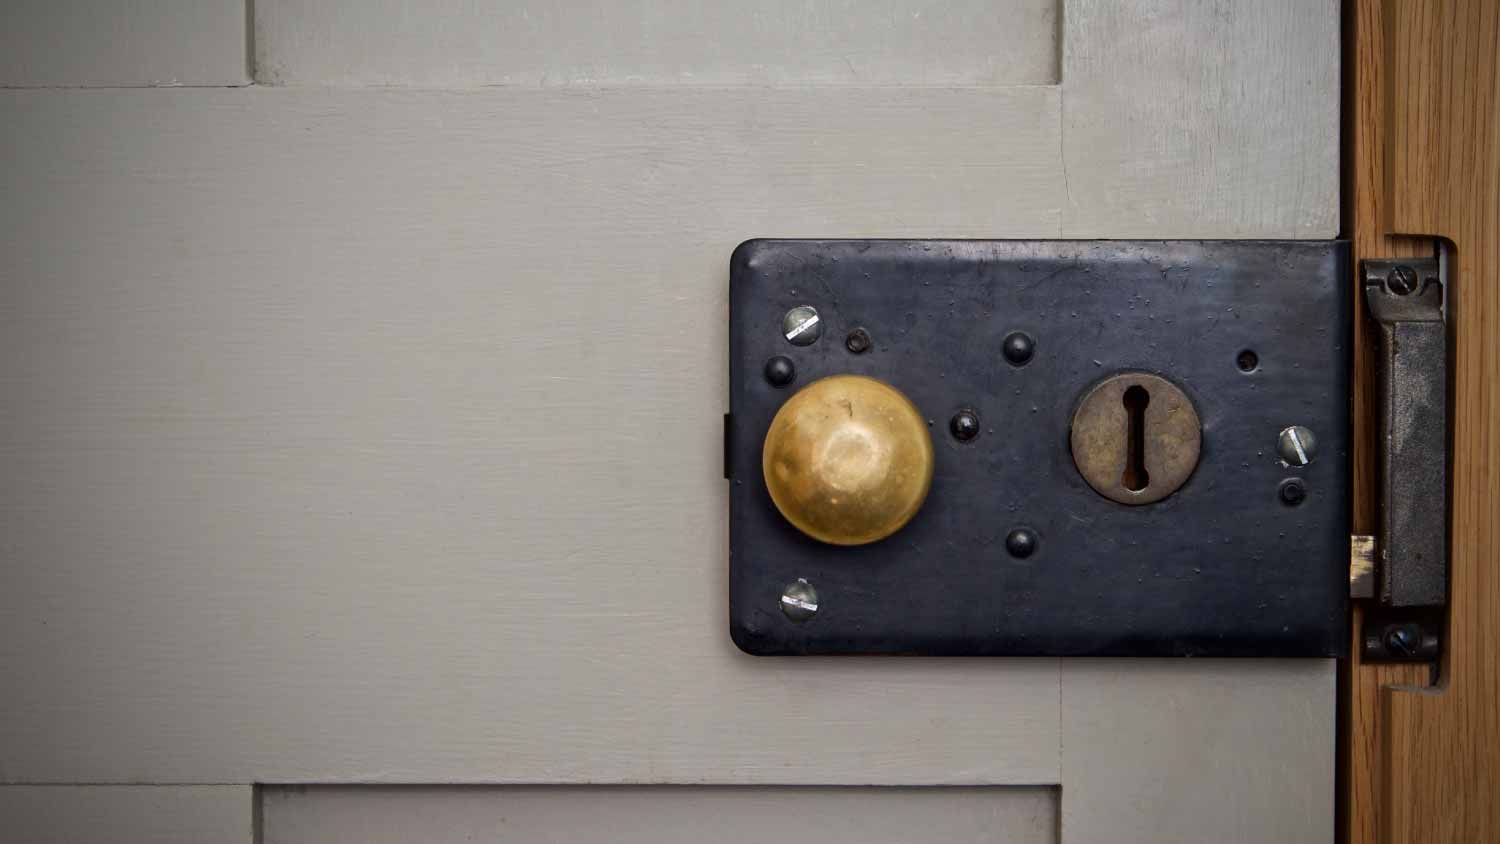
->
0, 1, 1339, 841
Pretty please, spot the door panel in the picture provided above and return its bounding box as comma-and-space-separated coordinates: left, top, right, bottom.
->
1061, 0, 1338, 237
254, 0, 1061, 87
0, 0, 248, 87
0, 86, 1063, 785
1, 2, 1342, 841
261, 786, 1058, 844
1063, 661, 1334, 844
0, 786, 252, 844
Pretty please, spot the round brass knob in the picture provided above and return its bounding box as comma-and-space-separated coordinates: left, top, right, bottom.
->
762, 374, 934, 546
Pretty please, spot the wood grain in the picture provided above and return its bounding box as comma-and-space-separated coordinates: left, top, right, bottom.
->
1344, 0, 1500, 841
1383, 0, 1500, 840
1343, 0, 1433, 838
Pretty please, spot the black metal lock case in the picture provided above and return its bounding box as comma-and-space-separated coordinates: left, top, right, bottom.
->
727, 240, 1351, 657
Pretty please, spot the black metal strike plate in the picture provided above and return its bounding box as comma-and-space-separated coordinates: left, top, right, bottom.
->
727, 240, 1352, 658
1357, 249, 1451, 664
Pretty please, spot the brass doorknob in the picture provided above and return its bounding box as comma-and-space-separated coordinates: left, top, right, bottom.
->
762, 374, 934, 545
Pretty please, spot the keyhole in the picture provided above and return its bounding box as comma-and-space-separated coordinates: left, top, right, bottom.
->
1121, 385, 1150, 492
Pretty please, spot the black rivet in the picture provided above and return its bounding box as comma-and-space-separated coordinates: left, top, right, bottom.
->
845, 327, 872, 354
764, 356, 796, 388
1002, 332, 1035, 366
1006, 528, 1038, 559
1279, 478, 1307, 507
1236, 349, 1259, 372
950, 409, 980, 442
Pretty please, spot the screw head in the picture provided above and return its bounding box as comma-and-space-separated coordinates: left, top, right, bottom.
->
763, 355, 796, 388
845, 327, 872, 354
780, 578, 819, 623
1002, 332, 1035, 366
781, 306, 822, 346
1279, 478, 1307, 507
950, 409, 980, 442
1384, 623, 1422, 657
1387, 265, 1420, 295
1277, 425, 1317, 466
1005, 528, 1038, 559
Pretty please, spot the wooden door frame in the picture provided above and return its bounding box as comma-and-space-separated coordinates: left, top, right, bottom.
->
1341, 0, 1499, 841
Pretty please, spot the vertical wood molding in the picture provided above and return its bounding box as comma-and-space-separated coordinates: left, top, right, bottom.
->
1343, 2, 1430, 843
1345, 1, 1500, 841
1383, 1, 1500, 840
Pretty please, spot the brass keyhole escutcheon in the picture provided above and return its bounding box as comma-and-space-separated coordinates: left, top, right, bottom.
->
762, 374, 934, 546
1071, 372, 1202, 505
